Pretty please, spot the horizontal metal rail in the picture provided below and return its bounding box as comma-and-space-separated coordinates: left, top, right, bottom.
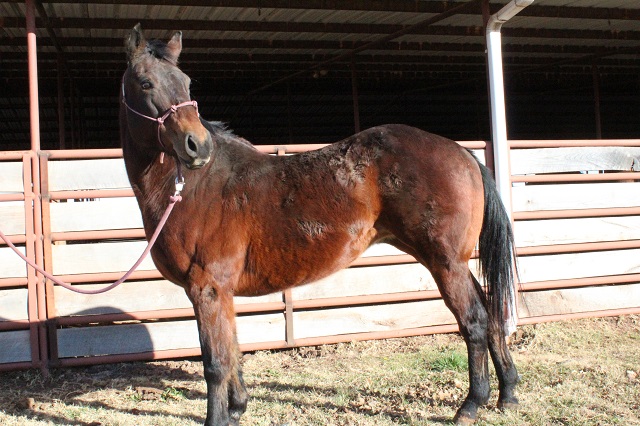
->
516, 239, 640, 256
0, 151, 33, 160
510, 139, 640, 148
0, 361, 36, 372
40, 141, 486, 159
512, 171, 640, 183
49, 189, 134, 201
520, 273, 640, 292
0, 319, 31, 331
518, 306, 640, 325
0, 193, 26, 202
514, 206, 640, 220
0, 278, 29, 288
50, 229, 145, 242
45, 148, 124, 160
0, 235, 27, 244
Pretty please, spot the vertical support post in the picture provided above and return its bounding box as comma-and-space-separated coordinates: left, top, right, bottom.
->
69, 81, 76, 148
351, 57, 360, 133
486, 0, 534, 221
486, 27, 511, 218
22, 153, 40, 370
26, 0, 40, 153
57, 54, 66, 149
286, 83, 293, 143
39, 153, 59, 367
486, 0, 533, 337
592, 63, 602, 139
77, 92, 87, 148
277, 147, 296, 347
481, 0, 494, 172
26, 0, 49, 376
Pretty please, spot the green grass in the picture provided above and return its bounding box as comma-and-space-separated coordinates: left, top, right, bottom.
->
427, 349, 468, 373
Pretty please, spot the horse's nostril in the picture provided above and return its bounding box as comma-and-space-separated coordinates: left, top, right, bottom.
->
186, 135, 198, 158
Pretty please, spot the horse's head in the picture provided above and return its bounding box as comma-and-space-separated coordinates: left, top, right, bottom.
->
122, 25, 212, 169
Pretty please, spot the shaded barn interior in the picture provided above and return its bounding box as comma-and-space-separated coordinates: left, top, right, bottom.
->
1, 0, 639, 151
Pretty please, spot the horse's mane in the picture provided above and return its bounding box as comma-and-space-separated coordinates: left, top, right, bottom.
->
201, 119, 256, 150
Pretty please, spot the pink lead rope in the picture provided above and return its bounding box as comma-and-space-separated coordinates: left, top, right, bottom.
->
0, 190, 182, 295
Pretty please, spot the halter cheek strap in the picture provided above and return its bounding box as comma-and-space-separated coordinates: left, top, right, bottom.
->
121, 79, 199, 162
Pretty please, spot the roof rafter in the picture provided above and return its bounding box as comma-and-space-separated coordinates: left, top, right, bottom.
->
3, 1, 639, 21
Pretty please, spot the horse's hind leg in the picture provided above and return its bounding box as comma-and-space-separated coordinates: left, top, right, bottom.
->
428, 262, 491, 425
483, 287, 519, 410
467, 274, 519, 410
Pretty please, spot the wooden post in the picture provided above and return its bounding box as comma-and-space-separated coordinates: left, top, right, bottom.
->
592, 63, 602, 139
287, 83, 293, 143
351, 57, 360, 133
69, 81, 76, 149
57, 54, 66, 149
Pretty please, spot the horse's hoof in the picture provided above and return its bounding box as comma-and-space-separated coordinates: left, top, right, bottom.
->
497, 399, 519, 411
453, 413, 476, 425
453, 409, 477, 425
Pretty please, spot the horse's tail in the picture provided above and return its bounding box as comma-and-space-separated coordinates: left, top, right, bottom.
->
476, 160, 518, 336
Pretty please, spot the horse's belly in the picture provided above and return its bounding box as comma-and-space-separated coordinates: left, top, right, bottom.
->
235, 225, 378, 297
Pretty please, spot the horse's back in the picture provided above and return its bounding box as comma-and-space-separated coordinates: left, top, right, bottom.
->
351, 124, 483, 199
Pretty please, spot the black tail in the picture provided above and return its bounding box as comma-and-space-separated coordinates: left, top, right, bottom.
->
476, 161, 518, 335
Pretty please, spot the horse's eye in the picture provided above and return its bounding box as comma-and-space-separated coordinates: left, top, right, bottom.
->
141, 81, 153, 90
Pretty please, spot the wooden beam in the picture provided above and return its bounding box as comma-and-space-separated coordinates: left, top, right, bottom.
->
3, 27, 639, 49
2, 1, 639, 21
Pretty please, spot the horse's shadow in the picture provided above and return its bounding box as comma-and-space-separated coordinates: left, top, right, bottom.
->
3, 358, 207, 425
3, 306, 453, 424
2, 306, 206, 425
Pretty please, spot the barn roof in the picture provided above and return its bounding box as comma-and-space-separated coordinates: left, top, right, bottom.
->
1, 0, 639, 149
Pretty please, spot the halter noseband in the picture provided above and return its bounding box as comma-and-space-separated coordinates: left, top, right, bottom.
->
121, 77, 199, 159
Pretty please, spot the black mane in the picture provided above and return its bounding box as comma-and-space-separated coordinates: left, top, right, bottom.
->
200, 119, 256, 149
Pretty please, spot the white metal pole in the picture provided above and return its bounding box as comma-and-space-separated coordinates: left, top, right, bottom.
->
486, 0, 534, 336
486, 0, 534, 221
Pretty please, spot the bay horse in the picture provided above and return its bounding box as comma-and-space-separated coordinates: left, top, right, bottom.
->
120, 25, 519, 425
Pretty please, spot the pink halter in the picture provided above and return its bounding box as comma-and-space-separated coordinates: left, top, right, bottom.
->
121, 78, 199, 159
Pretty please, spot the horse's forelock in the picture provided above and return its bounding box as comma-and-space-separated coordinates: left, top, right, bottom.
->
142, 39, 179, 65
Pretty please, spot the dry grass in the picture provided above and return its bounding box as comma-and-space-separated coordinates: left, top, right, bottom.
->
0, 315, 638, 425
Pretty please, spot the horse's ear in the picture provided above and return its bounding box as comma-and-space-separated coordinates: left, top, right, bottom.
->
125, 23, 146, 62
166, 31, 183, 62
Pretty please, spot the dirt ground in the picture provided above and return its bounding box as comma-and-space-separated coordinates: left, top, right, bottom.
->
0, 315, 638, 425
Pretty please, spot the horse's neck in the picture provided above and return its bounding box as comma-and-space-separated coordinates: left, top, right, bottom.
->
123, 135, 176, 219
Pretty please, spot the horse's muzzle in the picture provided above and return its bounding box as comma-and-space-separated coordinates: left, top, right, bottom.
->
182, 132, 212, 169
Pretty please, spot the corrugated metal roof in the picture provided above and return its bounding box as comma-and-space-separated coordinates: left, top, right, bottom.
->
1, 0, 639, 149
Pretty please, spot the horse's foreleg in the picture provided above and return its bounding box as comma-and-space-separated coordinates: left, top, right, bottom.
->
228, 363, 248, 425
189, 285, 244, 426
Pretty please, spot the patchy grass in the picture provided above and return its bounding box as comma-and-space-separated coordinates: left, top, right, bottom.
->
0, 315, 638, 425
